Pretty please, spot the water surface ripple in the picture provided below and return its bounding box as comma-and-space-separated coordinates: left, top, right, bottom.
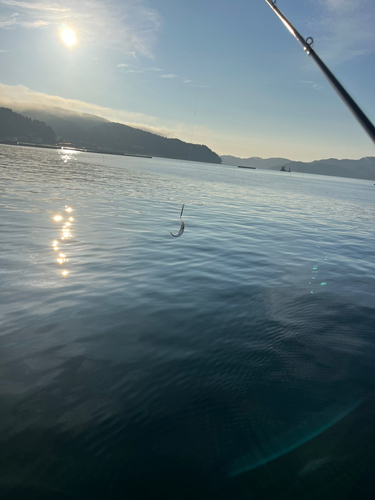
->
1, 145, 375, 499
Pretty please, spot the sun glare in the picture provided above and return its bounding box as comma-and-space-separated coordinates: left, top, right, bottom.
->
61, 28, 76, 46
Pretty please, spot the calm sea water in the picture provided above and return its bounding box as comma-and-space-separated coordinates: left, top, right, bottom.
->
1, 144, 375, 499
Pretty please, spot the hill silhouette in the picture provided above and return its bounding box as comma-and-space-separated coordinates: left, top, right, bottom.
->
9, 104, 108, 143
268, 157, 375, 180
221, 153, 375, 180
2, 104, 221, 163
221, 155, 290, 168
0, 107, 55, 144
85, 121, 220, 162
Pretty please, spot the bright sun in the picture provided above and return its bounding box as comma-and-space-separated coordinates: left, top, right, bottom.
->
61, 28, 76, 46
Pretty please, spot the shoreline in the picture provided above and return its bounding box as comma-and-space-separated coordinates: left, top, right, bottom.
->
0, 140, 152, 159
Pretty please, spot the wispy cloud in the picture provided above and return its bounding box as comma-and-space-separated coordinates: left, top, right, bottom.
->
323, 0, 356, 12
0, 82, 166, 132
123, 51, 137, 60
0, 83, 220, 149
298, 80, 324, 91
0, 17, 13, 28
118, 68, 196, 86
118, 64, 163, 74
0, 48, 8, 52
3, 82, 362, 162
159, 73, 178, 79
2, 1, 67, 11
309, 0, 375, 63
0, 0, 162, 58
21, 19, 49, 27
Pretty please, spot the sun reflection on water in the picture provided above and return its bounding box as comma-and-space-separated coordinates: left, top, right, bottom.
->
52, 207, 74, 277
59, 150, 80, 164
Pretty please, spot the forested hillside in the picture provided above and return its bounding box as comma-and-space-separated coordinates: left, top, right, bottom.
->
0, 107, 55, 144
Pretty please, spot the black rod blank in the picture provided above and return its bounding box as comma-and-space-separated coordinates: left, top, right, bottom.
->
264, 0, 375, 145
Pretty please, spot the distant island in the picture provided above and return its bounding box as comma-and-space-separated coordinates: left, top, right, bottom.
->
221, 155, 375, 181
0, 106, 221, 164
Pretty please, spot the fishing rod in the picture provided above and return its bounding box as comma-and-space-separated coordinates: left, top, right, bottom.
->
264, 0, 375, 145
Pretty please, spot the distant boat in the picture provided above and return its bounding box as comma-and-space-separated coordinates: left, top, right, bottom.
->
238, 165, 256, 169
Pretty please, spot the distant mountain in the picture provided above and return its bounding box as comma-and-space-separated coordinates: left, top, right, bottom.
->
9, 103, 108, 143
10, 103, 108, 129
269, 157, 375, 180
221, 155, 290, 168
85, 121, 221, 163
0, 107, 55, 144
6, 103, 221, 163
221, 154, 375, 180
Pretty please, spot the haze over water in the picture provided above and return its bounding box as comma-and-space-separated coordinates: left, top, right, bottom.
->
1, 144, 375, 499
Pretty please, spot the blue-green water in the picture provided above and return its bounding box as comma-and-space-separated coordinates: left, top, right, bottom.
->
1, 144, 375, 499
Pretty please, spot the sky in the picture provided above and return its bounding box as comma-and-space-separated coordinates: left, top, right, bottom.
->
0, 0, 374, 161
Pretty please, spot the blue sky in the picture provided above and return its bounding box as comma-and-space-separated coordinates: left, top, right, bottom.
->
0, 0, 374, 161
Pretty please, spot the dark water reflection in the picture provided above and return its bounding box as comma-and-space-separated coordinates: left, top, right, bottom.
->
1, 145, 375, 499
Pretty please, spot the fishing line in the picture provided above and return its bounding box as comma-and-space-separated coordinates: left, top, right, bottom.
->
188, 83, 200, 161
